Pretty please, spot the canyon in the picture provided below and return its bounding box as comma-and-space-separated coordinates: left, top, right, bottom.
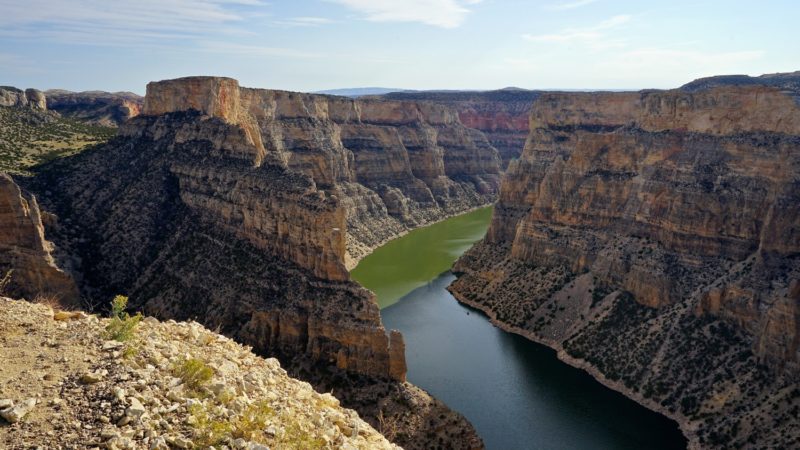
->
13, 76, 501, 449
379, 88, 538, 169
450, 75, 800, 448
1, 71, 798, 449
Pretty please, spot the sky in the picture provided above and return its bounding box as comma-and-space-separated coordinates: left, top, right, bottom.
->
0, 0, 797, 94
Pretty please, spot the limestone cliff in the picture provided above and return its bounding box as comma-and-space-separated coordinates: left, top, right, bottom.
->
450, 80, 800, 448
46, 89, 143, 127
26, 76, 484, 449
380, 89, 539, 169
0, 87, 46, 110
0, 174, 77, 304
141, 77, 501, 267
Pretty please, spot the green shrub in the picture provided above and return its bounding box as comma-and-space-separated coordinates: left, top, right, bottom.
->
104, 295, 142, 342
172, 358, 214, 393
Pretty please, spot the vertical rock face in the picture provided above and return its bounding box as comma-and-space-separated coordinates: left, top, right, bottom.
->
0, 173, 77, 303
380, 89, 540, 168
27, 76, 487, 448
450, 80, 800, 448
0, 87, 46, 109
140, 77, 502, 266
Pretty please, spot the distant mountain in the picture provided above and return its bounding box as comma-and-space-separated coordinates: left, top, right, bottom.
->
681, 71, 800, 93
313, 87, 416, 97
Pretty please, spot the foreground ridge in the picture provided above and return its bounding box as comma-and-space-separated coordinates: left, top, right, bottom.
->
0, 297, 399, 450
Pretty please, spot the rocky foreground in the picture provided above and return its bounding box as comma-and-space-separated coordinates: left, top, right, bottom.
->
0, 297, 398, 450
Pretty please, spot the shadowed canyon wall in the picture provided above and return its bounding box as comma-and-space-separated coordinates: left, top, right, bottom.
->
22, 76, 487, 449
451, 81, 800, 448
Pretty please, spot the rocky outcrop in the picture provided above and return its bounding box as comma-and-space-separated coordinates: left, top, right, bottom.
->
450, 79, 800, 448
140, 77, 501, 266
0, 174, 77, 304
0, 87, 46, 110
0, 297, 399, 449
26, 76, 483, 449
381, 89, 540, 169
46, 89, 143, 127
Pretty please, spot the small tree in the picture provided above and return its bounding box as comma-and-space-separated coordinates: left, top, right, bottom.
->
104, 295, 142, 342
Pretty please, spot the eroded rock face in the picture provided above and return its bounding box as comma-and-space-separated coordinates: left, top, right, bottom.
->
450, 81, 800, 448
28, 76, 485, 448
0, 87, 47, 109
142, 77, 502, 266
0, 174, 77, 303
381, 89, 540, 169
46, 89, 143, 127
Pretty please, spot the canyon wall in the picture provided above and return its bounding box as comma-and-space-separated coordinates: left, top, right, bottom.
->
381, 89, 539, 169
451, 82, 799, 448
142, 77, 502, 266
0, 174, 77, 303
25, 76, 485, 449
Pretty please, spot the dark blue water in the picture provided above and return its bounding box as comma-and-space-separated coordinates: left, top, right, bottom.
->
381, 273, 687, 450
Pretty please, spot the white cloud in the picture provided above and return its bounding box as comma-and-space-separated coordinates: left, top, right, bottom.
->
546, 0, 598, 11
272, 17, 334, 27
328, 0, 481, 28
522, 14, 630, 48
0, 0, 266, 44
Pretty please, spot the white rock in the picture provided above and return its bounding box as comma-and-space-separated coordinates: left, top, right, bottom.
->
125, 397, 147, 420
0, 399, 13, 409
0, 398, 36, 423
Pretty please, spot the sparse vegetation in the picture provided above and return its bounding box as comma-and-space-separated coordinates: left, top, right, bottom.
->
172, 357, 214, 393
0, 105, 115, 174
104, 295, 142, 342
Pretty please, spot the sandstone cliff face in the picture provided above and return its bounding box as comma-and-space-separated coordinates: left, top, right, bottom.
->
381, 89, 540, 169
0, 87, 46, 110
27, 76, 484, 449
451, 82, 799, 448
0, 174, 77, 303
46, 89, 142, 127
142, 77, 501, 266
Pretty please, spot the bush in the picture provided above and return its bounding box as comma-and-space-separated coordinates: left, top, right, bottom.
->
172, 358, 214, 393
104, 295, 142, 342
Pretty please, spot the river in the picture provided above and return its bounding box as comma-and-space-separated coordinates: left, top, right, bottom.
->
351, 207, 687, 450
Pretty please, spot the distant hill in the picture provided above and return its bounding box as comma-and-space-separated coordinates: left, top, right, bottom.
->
313, 87, 416, 97
681, 71, 800, 93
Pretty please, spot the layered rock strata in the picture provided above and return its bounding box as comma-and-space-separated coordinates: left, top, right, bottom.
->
381, 89, 540, 169
450, 82, 800, 448
141, 77, 502, 266
0, 174, 77, 303
26, 76, 484, 449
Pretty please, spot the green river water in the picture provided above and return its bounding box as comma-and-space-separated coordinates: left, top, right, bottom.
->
350, 206, 494, 308
350, 206, 686, 450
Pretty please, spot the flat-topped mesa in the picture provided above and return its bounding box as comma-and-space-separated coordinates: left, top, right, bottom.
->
142, 77, 267, 165
529, 86, 800, 136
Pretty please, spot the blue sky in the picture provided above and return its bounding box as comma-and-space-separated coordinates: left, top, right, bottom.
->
0, 0, 797, 94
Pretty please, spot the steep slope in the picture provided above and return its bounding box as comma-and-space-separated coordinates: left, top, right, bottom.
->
142, 78, 501, 266
450, 83, 800, 448
380, 89, 540, 169
0, 174, 77, 304
0, 297, 398, 449
25, 76, 484, 449
45, 89, 143, 127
